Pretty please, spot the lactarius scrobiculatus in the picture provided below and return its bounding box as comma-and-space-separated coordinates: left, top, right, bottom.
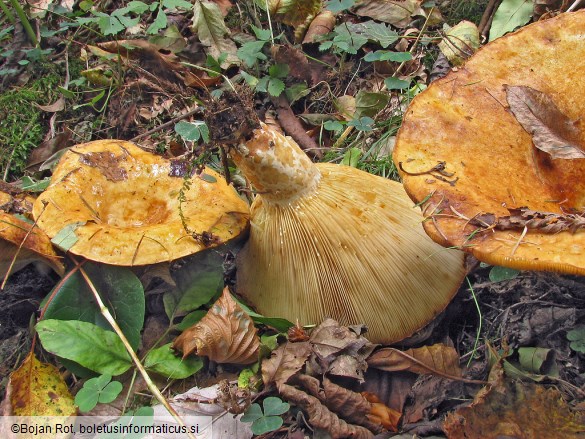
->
394, 11, 585, 276
229, 123, 466, 344
32, 140, 249, 265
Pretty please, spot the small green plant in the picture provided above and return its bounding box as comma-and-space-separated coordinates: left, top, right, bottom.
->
75, 374, 123, 412
175, 120, 210, 143
567, 326, 585, 353
241, 396, 290, 435
488, 265, 520, 282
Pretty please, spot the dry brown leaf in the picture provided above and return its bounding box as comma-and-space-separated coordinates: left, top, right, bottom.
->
212, 0, 233, 16
261, 340, 312, 388
35, 97, 65, 113
302, 10, 336, 44
172, 287, 259, 365
308, 318, 376, 381
271, 45, 311, 82
443, 366, 585, 438
79, 150, 129, 182
353, 0, 424, 28
7, 351, 76, 417
367, 343, 462, 379
266, 0, 322, 28
506, 85, 585, 160
279, 383, 374, 439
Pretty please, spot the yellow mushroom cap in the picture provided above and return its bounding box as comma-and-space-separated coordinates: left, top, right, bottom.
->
33, 140, 249, 265
393, 11, 585, 275
232, 124, 466, 344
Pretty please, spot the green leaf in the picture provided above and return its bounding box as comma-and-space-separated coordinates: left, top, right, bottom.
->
43, 262, 145, 351
175, 120, 210, 143
147, 8, 168, 34
20, 176, 51, 192
518, 347, 557, 376
268, 63, 289, 79
489, 0, 533, 41
240, 71, 259, 88
234, 299, 294, 332
263, 397, 290, 416
162, 0, 192, 9
384, 77, 411, 90
124, 1, 149, 14
267, 78, 285, 97
241, 403, 263, 423
75, 387, 99, 412
342, 148, 362, 167
144, 343, 203, 379
173, 310, 207, 331
51, 221, 85, 251
36, 320, 132, 375
348, 116, 374, 132
364, 50, 412, 62
325, 0, 355, 13
97, 15, 125, 36
168, 250, 225, 316
356, 21, 399, 48
251, 24, 272, 41
285, 83, 310, 104
252, 416, 283, 435
237, 40, 267, 67
489, 265, 520, 282
355, 90, 389, 118
99, 380, 123, 403
323, 120, 345, 131
567, 326, 585, 353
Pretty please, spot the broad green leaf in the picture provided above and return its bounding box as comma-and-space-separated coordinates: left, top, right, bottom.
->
263, 397, 290, 416
251, 24, 272, 41
20, 176, 51, 192
75, 387, 99, 412
518, 347, 557, 376
36, 320, 132, 375
355, 90, 389, 118
169, 250, 225, 316
325, 0, 355, 12
267, 78, 285, 97
99, 381, 123, 403
268, 63, 289, 79
237, 40, 267, 67
240, 71, 259, 88
98, 15, 125, 36
235, 298, 294, 332
567, 326, 585, 353
144, 343, 203, 379
43, 262, 145, 351
356, 20, 399, 47
252, 416, 283, 435
384, 77, 410, 90
162, 0, 193, 9
489, 0, 533, 41
323, 120, 345, 131
489, 265, 520, 282
193, 0, 238, 65
241, 403, 263, 423
173, 310, 207, 331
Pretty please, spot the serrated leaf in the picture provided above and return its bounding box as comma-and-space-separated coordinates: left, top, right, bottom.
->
251, 24, 272, 41
237, 40, 267, 67
267, 78, 285, 97
356, 20, 399, 47
36, 320, 132, 375
268, 63, 289, 79
489, 0, 533, 41
144, 343, 203, 379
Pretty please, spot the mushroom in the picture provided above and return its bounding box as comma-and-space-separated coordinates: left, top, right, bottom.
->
393, 11, 585, 275
32, 140, 249, 265
229, 123, 466, 344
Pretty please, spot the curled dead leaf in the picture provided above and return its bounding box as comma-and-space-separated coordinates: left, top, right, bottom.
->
367, 343, 463, 379
172, 287, 260, 365
302, 10, 336, 44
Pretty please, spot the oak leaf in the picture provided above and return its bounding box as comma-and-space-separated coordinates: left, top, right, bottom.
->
172, 287, 260, 365
506, 85, 585, 160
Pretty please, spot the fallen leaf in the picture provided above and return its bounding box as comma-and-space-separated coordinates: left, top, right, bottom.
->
367, 343, 463, 379
438, 21, 480, 66
262, 341, 312, 388
271, 45, 311, 82
506, 85, 585, 159
489, 0, 534, 41
353, 0, 424, 28
35, 96, 65, 113
192, 1, 239, 66
302, 10, 336, 43
8, 352, 76, 417
443, 365, 585, 438
79, 150, 129, 182
264, 0, 322, 28
172, 287, 260, 365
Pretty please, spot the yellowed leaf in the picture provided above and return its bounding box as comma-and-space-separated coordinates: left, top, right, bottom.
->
367, 343, 463, 378
8, 352, 76, 417
172, 287, 260, 365
438, 20, 480, 66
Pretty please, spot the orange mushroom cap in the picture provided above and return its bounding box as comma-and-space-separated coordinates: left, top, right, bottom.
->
33, 140, 249, 265
393, 11, 585, 275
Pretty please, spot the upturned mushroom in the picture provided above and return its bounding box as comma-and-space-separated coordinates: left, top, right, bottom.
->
227, 123, 466, 344
394, 11, 585, 275
33, 140, 249, 265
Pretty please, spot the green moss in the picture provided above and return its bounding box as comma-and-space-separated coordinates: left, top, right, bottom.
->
0, 71, 61, 180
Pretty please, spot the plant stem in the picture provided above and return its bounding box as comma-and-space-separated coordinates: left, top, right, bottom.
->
77, 262, 197, 439
0, 0, 16, 24
7, 0, 38, 46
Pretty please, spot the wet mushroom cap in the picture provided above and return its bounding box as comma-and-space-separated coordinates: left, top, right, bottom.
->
393, 11, 585, 275
232, 125, 466, 344
33, 140, 249, 265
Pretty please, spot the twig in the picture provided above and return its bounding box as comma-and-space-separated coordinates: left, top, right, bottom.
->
568, 0, 585, 11
478, 0, 502, 37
